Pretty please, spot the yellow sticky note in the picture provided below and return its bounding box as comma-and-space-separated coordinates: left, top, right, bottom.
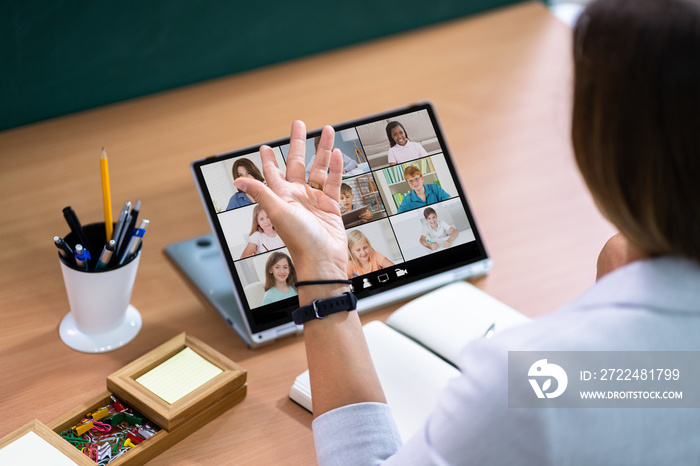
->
136, 347, 223, 404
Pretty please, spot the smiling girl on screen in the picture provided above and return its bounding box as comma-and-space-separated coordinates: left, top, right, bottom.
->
262, 252, 298, 305
239, 205, 285, 258
385, 121, 428, 166
226, 158, 265, 210
346, 230, 394, 278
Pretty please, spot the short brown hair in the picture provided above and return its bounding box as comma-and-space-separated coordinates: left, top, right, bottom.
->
403, 165, 422, 180
572, 0, 700, 261
340, 183, 353, 196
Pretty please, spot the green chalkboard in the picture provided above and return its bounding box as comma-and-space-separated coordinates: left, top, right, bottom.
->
1, 0, 528, 131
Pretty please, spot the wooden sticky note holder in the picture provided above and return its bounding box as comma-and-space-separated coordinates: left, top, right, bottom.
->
0, 333, 247, 466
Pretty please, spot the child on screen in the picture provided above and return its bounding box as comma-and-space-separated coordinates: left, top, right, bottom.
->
346, 230, 394, 278
386, 121, 428, 165
420, 207, 458, 250
340, 183, 373, 222
262, 252, 298, 305
240, 205, 285, 258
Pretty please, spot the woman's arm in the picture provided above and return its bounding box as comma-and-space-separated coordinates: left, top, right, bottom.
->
234, 121, 386, 417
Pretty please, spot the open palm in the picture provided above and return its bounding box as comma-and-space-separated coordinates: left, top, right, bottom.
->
234, 121, 349, 281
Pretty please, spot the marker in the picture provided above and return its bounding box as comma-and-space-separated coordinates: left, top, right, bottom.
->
426, 239, 436, 244
63, 206, 91, 255
118, 219, 149, 265
74, 244, 91, 271
95, 240, 116, 270
53, 236, 74, 262
100, 147, 114, 241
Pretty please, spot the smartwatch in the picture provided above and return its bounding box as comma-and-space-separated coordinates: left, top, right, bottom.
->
292, 292, 358, 325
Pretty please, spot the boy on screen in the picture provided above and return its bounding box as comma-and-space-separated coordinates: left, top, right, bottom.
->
397, 165, 450, 213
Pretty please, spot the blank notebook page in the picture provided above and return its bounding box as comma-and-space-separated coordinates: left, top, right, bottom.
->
0, 431, 78, 466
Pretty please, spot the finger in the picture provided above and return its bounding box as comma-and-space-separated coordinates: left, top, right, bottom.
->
259, 144, 286, 193
233, 176, 289, 221
308, 126, 335, 188
285, 120, 308, 184
324, 148, 343, 203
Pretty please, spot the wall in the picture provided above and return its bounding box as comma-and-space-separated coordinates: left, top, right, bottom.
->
1, 0, 529, 131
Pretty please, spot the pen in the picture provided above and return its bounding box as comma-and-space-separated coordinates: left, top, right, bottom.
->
74, 244, 91, 271
100, 147, 114, 242
483, 323, 496, 339
63, 206, 92, 255
96, 239, 116, 270
120, 200, 141, 256
118, 219, 149, 265
112, 201, 131, 255
53, 236, 74, 262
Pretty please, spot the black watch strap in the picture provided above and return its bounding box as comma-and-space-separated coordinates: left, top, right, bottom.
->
292, 292, 358, 325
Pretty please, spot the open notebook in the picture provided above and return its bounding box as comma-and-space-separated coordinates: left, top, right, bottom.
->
289, 281, 532, 441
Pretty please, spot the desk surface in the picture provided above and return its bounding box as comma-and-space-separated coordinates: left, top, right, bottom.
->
0, 2, 613, 464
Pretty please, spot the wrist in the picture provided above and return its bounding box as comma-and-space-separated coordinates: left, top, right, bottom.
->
298, 283, 351, 306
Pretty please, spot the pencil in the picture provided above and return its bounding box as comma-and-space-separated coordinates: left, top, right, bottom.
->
100, 147, 113, 241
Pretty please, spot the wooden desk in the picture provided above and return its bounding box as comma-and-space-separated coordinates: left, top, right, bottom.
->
0, 2, 613, 464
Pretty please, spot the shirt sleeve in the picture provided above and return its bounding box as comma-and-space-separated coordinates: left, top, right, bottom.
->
437, 186, 450, 201
397, 194, 412, 213
248, 232, 260, 251
387, 147, 396, 165
440, 221, 451, 237
421, 223, 430, 238
343, 152, 358, 171
312, 403, 402, 466
310, 338, 548, 466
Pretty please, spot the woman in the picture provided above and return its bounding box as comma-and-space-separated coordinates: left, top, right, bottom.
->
233, 0, 700, 463
226, 158, 265, 210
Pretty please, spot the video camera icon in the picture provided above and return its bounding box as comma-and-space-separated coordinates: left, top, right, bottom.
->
395, 268, 408, 277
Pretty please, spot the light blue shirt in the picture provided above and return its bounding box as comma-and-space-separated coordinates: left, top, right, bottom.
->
397, 184, 450, 213
312, 256, 700, 465
262, 286, 297, 305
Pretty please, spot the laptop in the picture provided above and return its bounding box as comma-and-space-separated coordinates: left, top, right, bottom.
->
169, 102, 492, 347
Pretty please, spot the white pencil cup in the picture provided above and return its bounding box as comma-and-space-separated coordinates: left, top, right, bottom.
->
58, 222, 143, 353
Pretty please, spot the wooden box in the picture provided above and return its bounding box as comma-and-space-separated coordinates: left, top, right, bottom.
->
0, 333, 246, 465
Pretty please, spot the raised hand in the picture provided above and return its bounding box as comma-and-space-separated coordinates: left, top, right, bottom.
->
233, 121, 349, 283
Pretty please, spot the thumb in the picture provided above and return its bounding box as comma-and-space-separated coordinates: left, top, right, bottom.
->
234, 177, 287, 217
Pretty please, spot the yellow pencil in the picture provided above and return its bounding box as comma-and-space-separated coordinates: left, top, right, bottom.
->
100, 147, 114, 241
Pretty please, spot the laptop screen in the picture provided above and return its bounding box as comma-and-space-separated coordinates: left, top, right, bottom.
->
192, 103, 489, 336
